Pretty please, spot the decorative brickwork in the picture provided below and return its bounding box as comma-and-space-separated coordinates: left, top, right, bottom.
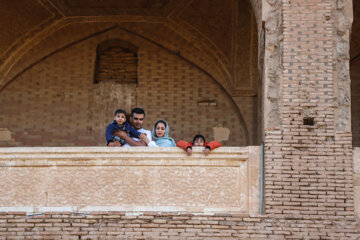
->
264, 0, 359, 238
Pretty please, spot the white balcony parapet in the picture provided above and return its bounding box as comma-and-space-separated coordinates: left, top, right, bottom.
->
0, 146, 260, 214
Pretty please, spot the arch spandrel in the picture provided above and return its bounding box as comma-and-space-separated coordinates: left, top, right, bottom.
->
0, 0, 262, 97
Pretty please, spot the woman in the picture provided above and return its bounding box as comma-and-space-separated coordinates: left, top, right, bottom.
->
145, 120, 176, 147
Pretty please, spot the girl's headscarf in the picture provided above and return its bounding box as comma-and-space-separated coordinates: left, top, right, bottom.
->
152, 120, 176, 147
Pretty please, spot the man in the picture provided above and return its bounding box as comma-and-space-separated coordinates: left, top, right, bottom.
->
113, 107, 152, 147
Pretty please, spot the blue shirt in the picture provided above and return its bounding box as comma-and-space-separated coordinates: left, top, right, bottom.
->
105, 120, 141, 144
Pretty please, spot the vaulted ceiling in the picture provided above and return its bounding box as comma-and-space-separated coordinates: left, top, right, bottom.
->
0, 0, 262, 96
0, 0, 358, 94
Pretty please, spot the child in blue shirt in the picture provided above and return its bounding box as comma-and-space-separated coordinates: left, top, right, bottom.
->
106, 109, 145, 146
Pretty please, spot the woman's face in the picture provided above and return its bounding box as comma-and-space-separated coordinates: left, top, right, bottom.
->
155, 122, 166, 138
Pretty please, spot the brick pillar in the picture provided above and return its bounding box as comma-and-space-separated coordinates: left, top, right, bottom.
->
264, 0, 358, 238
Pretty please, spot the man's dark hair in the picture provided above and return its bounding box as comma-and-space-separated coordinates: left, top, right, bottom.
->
192, 134, 206, 144
114, 109, 127, 116
131, 107, 146, 117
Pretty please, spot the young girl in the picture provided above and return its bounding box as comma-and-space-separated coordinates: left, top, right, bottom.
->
176, 134, 221, 156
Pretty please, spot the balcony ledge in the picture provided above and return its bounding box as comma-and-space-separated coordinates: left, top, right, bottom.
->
0, 146, 260, 214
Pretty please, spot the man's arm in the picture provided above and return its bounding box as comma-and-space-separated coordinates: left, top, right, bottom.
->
114, 130, 147, 146
125, 122, 142, 138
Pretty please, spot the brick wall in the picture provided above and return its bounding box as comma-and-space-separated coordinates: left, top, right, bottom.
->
0, 28, 249, 146
263, 0, 359, 238
1, 211, 359, 240
0, 212, 269, 240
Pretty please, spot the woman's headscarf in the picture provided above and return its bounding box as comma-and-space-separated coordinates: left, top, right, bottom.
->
152, 120, 176, 147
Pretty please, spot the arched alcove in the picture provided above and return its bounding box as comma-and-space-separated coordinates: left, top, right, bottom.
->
94, 39, 139, 84
0, 0, 261, 147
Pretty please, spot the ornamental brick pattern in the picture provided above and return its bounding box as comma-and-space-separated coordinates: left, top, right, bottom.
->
264, 0, 358, 238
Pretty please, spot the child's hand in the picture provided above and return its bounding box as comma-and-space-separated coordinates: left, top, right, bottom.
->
186, 147, 192, 156
203, 147, 210, 156
139, 133, 149, 144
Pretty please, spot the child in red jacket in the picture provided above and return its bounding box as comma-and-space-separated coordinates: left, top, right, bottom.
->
176, 134, 222, 156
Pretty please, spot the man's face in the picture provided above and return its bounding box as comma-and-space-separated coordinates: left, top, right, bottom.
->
130, 113, 145, 130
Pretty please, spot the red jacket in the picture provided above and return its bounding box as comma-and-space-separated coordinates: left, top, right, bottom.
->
176, 140, 222, 151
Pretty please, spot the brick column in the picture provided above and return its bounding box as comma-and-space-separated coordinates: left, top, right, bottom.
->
264, 0, 358, 238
